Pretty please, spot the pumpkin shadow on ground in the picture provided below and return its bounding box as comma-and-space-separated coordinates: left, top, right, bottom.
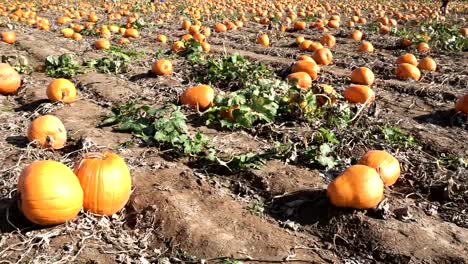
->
14, 99, 49, 112
6, 135, 29, 148
0, 196, 36, 234
128, 72, 151, 82
414, 109, 467, 129
266, 189, 354, 225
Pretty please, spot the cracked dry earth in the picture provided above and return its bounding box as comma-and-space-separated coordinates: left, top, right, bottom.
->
1, 4, 468, 264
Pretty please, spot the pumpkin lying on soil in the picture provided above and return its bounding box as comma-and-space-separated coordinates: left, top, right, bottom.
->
1, 31, 16, 44
358, 41, 374, 52
180, 84, 215, 111
152, 59, 173, 76
396, 63, 421, 81
74, 152, 132, 216
417, 57, 436, 71
350, 67, 374, 85
343, 84, 375, 104
0, 63, 21, 95
291, 60, 320, 80
312, 48, 333, 65
396, 53, 418, 65
95, 38, 110, 49
27, 115, 67, 149
257, 33, 270, 47
358, 150, 400, 186
287, 72, 312, 89
18, 160, 83, 225
47, 78, 77, 103
327, 165, 384, 209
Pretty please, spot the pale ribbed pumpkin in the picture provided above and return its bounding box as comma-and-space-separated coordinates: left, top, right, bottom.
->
18, 160, 83, 225
74, 152, 132, 216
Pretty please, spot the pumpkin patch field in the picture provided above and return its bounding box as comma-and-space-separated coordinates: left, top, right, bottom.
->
1, 0, 468, 262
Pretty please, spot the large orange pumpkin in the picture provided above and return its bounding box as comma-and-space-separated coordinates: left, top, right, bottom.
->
291, 60, 320, 81
396, 63, 421, 80
180, 84, 215, 111
327, 165, 384, 209
74, 152, 132, 216
312, 48, 333, 65
350, 67, 375, 85
17, 160, 83, 225
358, 150, 400, 186
396, 53, 417, 65
47, 78, 77, 103
0, 63, 21, 95
27, 115, 67, 149
287, 72, 312, 89
343, 85, 375, 104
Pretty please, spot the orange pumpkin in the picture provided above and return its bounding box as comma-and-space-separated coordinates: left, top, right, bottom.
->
124, 28, 139, 38
171, 41, 185, 52
295, 35, 305, 45
308, 41, 324, 52
291, 60, 320, 81
180, 84, 215, 111
74, 152, 132, 216
47, 78, 77, 103
327, 165, 384, 209
27, 115, 67, 149
0, 63, 21, 95
257, 33, 270, 47
296, 54, 315, 62
312, 48, 333, 65
396, 53, 417, 65
157, 34, 167, 43
343, 85, 375, 104
396, 63, 421, 80
350, 67, 375, 85
287, 72, 312, 89
350, 30, 363, 41
417, 42, 430, 53
201, 42, 211, 53
455, 94, 468, 114
214, 23, 227, 33
320, 34, 336, 47
299, 40, 312, 51
1, 31, 16, 44
152, 59, 173, 76
417, 57, 436, 71
358, 41, 374, 52
358, 150, 400, 186
18, 160, 83, 225
95, 38, 110, 49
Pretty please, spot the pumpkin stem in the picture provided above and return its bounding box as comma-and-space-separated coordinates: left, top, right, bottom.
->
61, 91, 68, 100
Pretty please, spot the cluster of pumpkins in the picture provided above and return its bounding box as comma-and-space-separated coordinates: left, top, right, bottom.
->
0, 63, 132, 226
327, 150, 400, 209
19, 152, 132, 226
